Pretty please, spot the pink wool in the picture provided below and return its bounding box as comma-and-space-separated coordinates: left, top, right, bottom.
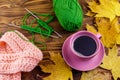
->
0, 30, 43, 80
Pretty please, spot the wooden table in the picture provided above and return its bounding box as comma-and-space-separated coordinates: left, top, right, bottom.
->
0, 0, 110, 80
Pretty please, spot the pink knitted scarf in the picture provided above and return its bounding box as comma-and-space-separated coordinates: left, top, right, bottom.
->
0, 30, 43, 80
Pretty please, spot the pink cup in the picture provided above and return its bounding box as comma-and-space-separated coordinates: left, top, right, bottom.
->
62, 31, 104, 71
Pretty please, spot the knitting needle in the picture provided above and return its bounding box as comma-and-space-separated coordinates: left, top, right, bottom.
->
8, 23, 59, 39
54, 31, 62, 38
25, 8, 39, 20
25, 8, 62, 38
8, 24, 20, 28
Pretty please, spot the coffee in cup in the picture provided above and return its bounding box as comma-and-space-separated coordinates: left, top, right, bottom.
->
73, 35, 97, 56
62, 31, 104, 71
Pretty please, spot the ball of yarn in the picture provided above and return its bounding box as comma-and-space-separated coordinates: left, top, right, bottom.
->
53, 0, 83, 31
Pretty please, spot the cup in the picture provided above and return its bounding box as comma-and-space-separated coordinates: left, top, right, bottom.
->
71, 31, 101, 58
62, 31, 104, 71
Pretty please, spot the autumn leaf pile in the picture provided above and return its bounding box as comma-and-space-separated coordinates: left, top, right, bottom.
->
81, 0, 120, 80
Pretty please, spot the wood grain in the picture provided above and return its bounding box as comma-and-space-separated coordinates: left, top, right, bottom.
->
0, 0, 113, 80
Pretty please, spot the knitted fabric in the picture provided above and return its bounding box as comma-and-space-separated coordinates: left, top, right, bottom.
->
0, 30, 43, 80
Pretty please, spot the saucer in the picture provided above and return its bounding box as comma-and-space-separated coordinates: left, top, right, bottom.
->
62, 37, 105, 71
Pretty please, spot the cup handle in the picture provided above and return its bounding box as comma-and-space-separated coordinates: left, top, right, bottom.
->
96, 33, 101, 39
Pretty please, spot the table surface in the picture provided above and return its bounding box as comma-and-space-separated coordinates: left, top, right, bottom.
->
0, 0, 115, 80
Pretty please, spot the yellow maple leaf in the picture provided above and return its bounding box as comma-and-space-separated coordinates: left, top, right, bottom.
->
86, 17, 120, 48
80, 67, 112, 80
100, 45, 120, 80
86, 24, 98, 34
87, 0, 120, 21
39, 52, 73, 80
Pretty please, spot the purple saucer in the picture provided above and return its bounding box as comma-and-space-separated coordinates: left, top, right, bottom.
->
62, 36, 105, 71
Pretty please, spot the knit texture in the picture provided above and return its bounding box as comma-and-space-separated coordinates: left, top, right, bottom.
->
0, 30, 43, 80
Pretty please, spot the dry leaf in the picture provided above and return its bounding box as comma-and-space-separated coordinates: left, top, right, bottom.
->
100, 45, 120, 80
87, 0, 120, 21
39, 52, 73, 80
80, 67, 112, 80
86, 17, 120, 48
86, 24, 98, 34
86, 10, 95, 17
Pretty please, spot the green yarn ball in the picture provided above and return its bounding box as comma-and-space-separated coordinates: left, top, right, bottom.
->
53, 0, 83, 31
